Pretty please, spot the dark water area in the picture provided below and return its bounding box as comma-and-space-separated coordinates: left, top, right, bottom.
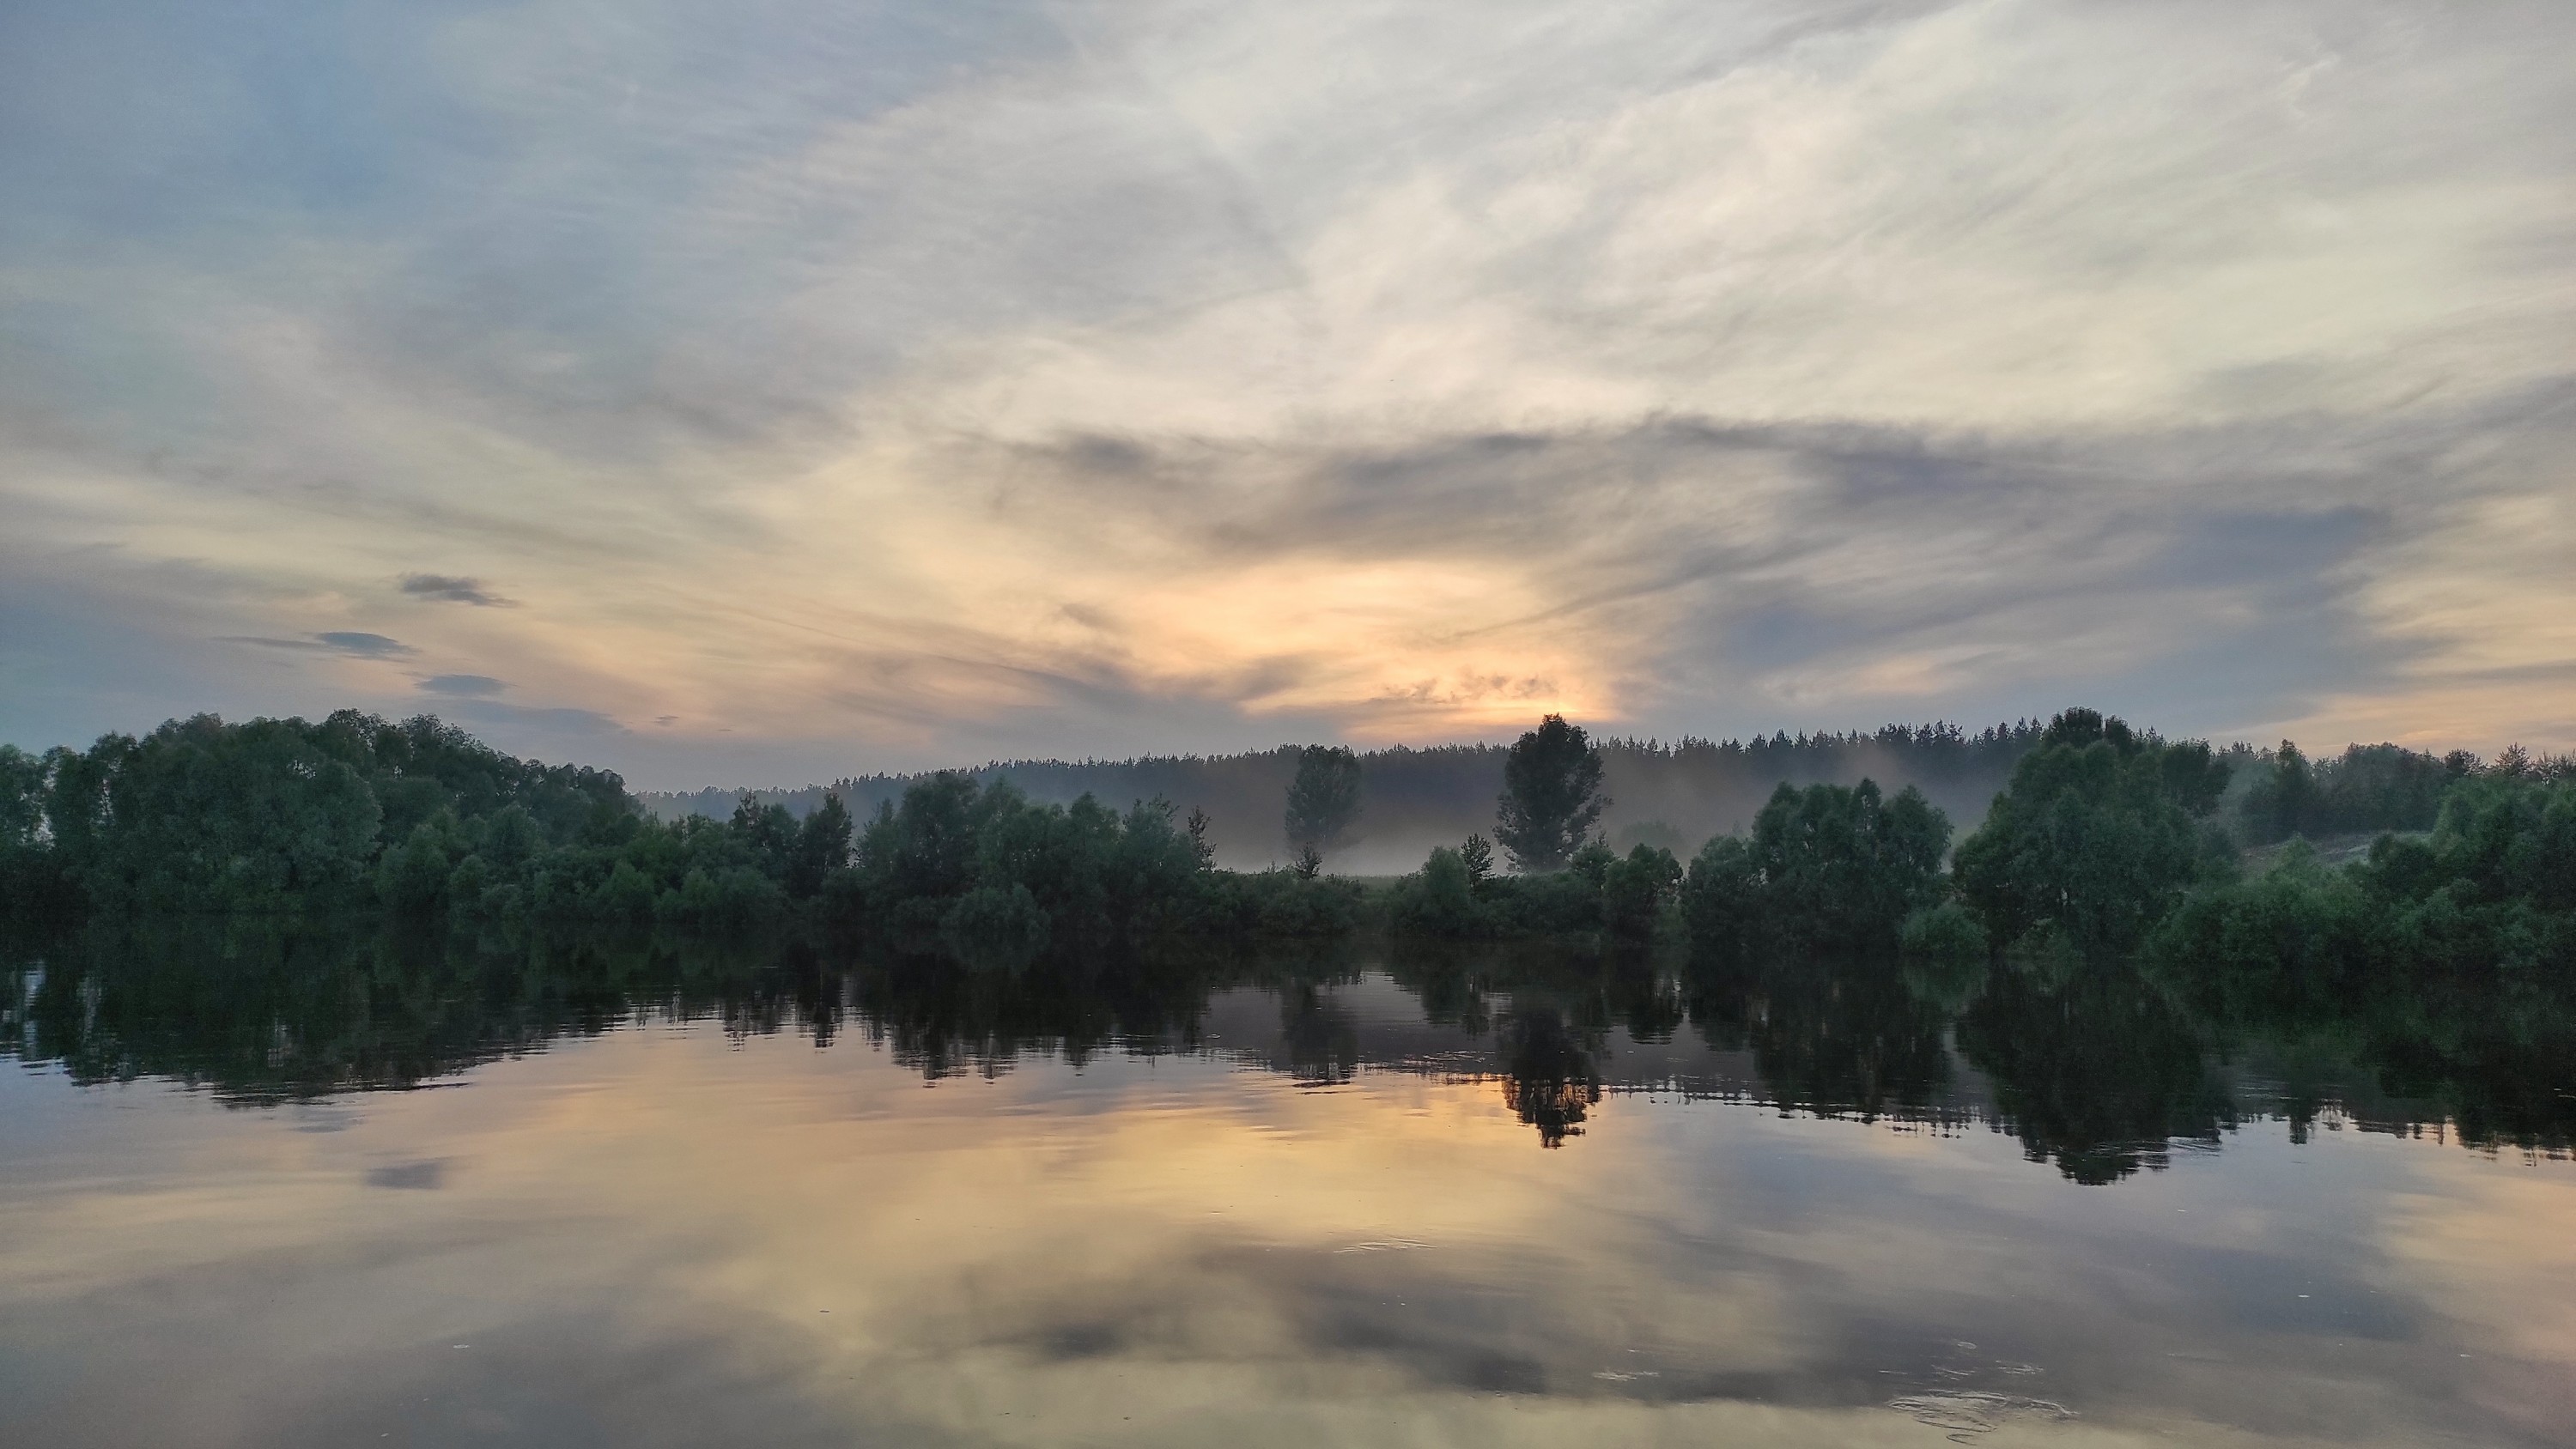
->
5, 926, 2573, 1447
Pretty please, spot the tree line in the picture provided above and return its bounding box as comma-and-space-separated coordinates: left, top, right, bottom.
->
5, 707, 2569, 994
0, 711, 1358, 949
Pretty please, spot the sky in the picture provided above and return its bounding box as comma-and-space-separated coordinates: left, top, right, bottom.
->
3, 0, 2572, 788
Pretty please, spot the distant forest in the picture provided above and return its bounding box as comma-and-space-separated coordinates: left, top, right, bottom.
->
641, 723, 2060, 872
641, 725, 2552, 873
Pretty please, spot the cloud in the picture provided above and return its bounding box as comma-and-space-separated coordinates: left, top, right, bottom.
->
903, 410, 2439, 740
417, 674, 507, 697
441, 699, 621, 737
223, 633, 419, 659
313, 632, 416, 659
3, 0, 2573, 779
400, 574, 511, 607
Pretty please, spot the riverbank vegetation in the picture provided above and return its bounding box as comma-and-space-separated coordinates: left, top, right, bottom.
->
8, 705, 2572, 1179
4, 708, 2569, 991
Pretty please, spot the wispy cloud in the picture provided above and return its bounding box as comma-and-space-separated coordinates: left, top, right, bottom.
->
401, 575, 512, 607
3, 0, 2573, 780
224, 633, 420, 660
418, 673, 507, 697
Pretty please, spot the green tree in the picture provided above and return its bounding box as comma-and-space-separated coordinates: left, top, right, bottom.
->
785, 795, 853, 898
1459, 833, 1495, 894
0, 745, 45, 852
1393, 845, 1485, 936
0, 745, 72, 921
2240, 740, 2319, 843
843, 775, 1212, 954
1494, 715, 1607, 871
75, 716, 384, 912
1951, 707, 2233, 956
1185, 807, 1216, 870
376, 822, 455, 916
1682, 779, 1951, 957
1284, 745, 1364, 863
1600, 844, 1682, 939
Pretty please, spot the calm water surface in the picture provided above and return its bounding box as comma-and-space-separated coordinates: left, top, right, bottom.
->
4, 930, 2573, 1447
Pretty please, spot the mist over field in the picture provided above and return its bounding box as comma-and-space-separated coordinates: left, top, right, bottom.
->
640, 722, 2051, 873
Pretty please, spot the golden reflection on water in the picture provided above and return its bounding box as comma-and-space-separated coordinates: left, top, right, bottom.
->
3, 1014, 2574, 1447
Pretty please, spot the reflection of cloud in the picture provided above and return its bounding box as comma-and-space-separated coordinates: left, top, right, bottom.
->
2, 1016, 2567, 1446
361, 1161, 447, 1191
2384, 1155, 2576, 1390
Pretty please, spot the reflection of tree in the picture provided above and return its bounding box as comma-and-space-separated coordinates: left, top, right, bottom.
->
2367, 1013, 2576, 1155
1603, 943, 1686, 1043
8, 916, 2571, 1175
1687, 952, 1959, 1124
1276, 980, 1361, 1084
1498, 1005, 1601, 1148
1383, 937, 1680, 1045
1954, 963, 2236, 1184
2151, 935, 2576, 1158
844, 944, 1234, 1079
0, 919, 791, 1103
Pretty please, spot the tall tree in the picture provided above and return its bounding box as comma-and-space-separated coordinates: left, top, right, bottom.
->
1494, 715, 1607, 871
1284, 745, 1364, 864
1682, 778, 1951, 956
1951, 707, 2233, 955
2241, 740, 2319, 843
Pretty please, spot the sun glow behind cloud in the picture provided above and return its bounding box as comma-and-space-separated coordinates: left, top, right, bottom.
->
3, 0, 2572, 781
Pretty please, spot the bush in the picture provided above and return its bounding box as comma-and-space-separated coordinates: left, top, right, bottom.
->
1600, 845, 1680, 940
2145, 776, 2576, 1016
1681, 836, 1760, 961
1386, 846, 1490, 937
1388, 838, 1673, 941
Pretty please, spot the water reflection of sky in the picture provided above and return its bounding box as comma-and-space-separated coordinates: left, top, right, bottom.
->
4, 975, 2573, 1447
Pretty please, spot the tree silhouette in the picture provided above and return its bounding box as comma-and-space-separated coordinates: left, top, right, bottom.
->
1459, 833, 1495, 893
1494, 715, 1607, 871
1184, 806, 1216, 870
1291, 842, 1324, 879
1284, 745, 1364, 863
